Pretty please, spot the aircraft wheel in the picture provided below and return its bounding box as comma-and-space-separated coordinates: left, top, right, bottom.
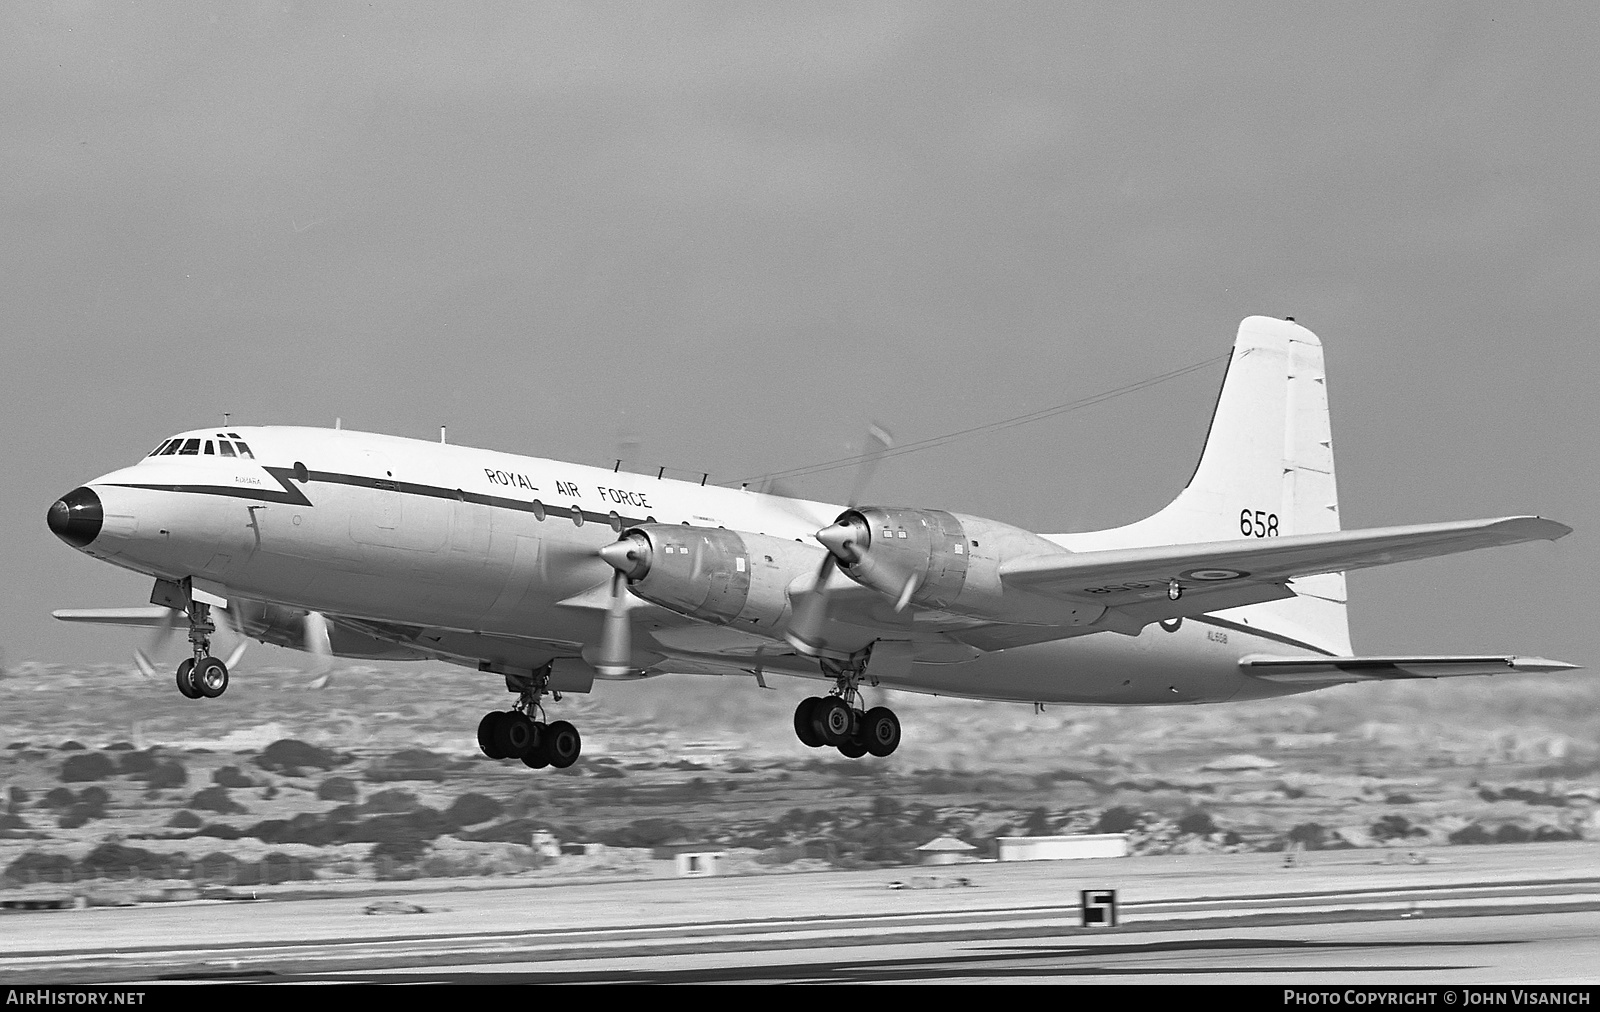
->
479, 712, 512, 760
793, 697, 825, 748
477, 712, 502, 759
175, 658, 201, 700
521, 722, 552, 769
838, 739, 868, 759
863, 707, 901, 757
546, 720, 582, 769
812, 697, 854, 747
494, 712, 537, 758
195, 657, 229, 698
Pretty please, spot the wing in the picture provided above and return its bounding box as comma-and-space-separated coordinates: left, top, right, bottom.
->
999, 515, 1569, 634
1241, 654, 1580, 686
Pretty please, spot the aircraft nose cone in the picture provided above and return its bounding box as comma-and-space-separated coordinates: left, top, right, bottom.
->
47, 486, 103, 548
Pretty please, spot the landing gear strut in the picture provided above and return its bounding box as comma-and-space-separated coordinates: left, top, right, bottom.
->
174, 600, 229, 701
477, 664, 583, 771
793, 651, 901, 759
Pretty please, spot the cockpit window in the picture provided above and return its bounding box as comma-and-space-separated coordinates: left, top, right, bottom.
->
178, 438, 200, 455
218, 440, 236, 457
147, 440, 169, 457
233, 441, 254, 459
161, 440, 182, 455
203, 440, 215, 455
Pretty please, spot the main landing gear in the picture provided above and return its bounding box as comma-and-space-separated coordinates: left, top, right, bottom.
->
173, 600, 229, 701
476, 664, 582, 770
793, 654, 901, 759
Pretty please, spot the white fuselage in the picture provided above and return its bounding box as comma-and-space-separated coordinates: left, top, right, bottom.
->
64, 425, 1310, 705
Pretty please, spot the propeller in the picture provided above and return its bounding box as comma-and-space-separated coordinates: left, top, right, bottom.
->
303, 610, 334, 688
132, 608, 182, 680
785, 424, 893, 656
131, 601, 252, 679
595, 534, 651, 676
214, 605, 250, 670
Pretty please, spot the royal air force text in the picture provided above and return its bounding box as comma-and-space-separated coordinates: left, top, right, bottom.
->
483, 470, 651, 509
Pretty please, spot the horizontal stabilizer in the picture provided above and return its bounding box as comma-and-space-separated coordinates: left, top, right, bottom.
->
1241, 654, 1581, 684
52, 607, 177, 628
1004, 515, 1571, 604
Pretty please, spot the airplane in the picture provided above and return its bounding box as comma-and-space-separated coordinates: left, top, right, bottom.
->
47, 316, 1577, 769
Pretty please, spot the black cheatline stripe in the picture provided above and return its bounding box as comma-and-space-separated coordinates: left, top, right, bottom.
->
1188, 615, 1338, 658
110, 480, 312, 507
111, 468, 655, 531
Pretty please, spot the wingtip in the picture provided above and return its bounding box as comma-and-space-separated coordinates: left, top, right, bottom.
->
1538, 518, 1575, 541
1508, 657, 1583, 673
1492, 516, 1573, 542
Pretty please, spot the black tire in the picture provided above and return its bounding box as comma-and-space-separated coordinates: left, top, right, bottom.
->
546, 720, 582, 769
195, 657, 229, 698
864, 707, 902, 755
812, 697, 854, 747
838, 740, 868, 759
863, 706, 901, 757
494, 712, 536, 758
480, 712, 511, 760
793, 697, 825, 748
175, 658, 201, 700
521, 722, 552, 769
507, 713, 539, 756
476, 712, 501, 759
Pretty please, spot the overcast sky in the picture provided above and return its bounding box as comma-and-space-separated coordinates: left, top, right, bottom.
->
3, 3, 1593, 677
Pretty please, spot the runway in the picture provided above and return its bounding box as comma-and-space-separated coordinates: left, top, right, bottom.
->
4, 842, 1597, 985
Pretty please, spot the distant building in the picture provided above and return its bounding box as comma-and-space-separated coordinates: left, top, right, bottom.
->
996, 834, 1129, 862
674, 851, 724, 877
916, 836, 978, 865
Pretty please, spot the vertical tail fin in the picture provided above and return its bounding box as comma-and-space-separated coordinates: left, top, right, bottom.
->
1081, 316, 1351, 653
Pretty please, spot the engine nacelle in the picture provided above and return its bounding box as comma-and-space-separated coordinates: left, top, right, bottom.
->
823, 506, 1071, 621
606, 524, 823, 631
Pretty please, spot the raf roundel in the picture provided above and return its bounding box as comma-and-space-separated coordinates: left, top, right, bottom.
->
1179, 567, 1249, 582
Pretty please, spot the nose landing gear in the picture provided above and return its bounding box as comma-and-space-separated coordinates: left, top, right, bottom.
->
793, 651, 901, 759
173, 599, 230, 701
476, 664, 584, 771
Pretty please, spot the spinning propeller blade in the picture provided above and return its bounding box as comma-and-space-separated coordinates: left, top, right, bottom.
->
213, 604, 250, 670
131, 608, 182, 680
595, 569, 633, 677
303, 610, 334, 687
784, 423, 893, 655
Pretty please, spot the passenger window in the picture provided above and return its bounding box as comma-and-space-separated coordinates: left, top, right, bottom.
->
233, 441, 254, 459
572, 507, 584, 527
531, 500, 546, 521
218, 441, 236, 457
179, 438, 200, 455
204, 441, 214, 455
